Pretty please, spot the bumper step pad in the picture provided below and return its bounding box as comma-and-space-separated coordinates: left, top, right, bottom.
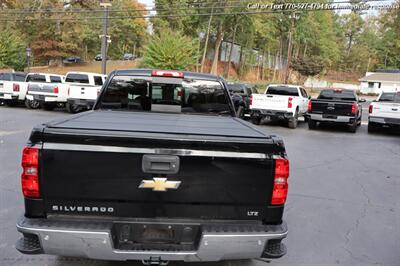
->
16, 234, 42, 254
262, 240, 287, 259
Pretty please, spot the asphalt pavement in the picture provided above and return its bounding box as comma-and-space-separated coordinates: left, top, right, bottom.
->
0, 105, 399, 266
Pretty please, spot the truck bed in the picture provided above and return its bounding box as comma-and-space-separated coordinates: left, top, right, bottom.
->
46, 110, 268, 139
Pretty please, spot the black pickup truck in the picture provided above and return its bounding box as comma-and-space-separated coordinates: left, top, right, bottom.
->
308, 89, 365, 132
16, 69, 289, 264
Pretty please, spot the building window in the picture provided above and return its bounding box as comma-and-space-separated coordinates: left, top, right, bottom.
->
368, 82, 374, 89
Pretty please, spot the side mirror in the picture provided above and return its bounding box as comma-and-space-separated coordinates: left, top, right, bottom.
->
359, 98, 366, 103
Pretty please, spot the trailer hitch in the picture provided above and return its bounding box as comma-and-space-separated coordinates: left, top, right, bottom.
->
142, 257, 169, 266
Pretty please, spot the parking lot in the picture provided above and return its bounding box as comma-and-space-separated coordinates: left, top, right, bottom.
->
0, 105, 399, 266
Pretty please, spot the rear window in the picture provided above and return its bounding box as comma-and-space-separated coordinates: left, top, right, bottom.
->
227, 84, 245, 94
379, 92, 400, 103
98, 76, 231, 115
94, 76, 103, 86
318, 89, 356, 101
12, 73, 26, 81
50, 76, 62, 83
266, 86, 299, 96
26, 74, 46, 83
0, 73, 11, 81
65, 73, 89, 84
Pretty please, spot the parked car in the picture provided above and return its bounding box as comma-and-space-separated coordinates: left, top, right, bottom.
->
25, 73, 67, 110
65, 72, 107, 113
63, 56, 83, 64
227, 82, 256, 117
368, 91, 400, 132
0, 72, 27, 106
308, 89, 365, 133
122, 53, 136, 60
94, 54, 109, 61
250, 84, 310, 128
16, 69, 289, 264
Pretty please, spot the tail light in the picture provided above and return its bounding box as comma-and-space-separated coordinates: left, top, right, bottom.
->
271, 158, 289, 205
13, 83, 20, 92
308, 101, 312, 112
250, 95, 253, 106
151, 70, 184, 78
53, 86, 59, 94
288, 97, 293, 108
369, 104, 373, 114
351, 103, 357, 114
21, 147, 40, 198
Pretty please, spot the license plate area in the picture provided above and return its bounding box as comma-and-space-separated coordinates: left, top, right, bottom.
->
323, 114, 337, 119
111, 223, 201, 251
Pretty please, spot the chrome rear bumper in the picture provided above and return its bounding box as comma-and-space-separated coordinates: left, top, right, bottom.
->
16, 216, 287, 262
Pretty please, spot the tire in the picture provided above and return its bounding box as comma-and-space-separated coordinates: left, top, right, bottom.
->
288, 110, 299, 129
250, 116, 261, 125
236, 105, 245, 119
66, 102, 81, 113
308, 119, 317, 130
25, 99, 40, 109
42, 103, 56, 111
5, 100, 17, 107
348, 122, 357, 133
368, 122, 379, 133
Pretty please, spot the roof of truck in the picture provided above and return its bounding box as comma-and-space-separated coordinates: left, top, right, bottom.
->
113, 69, 221, 81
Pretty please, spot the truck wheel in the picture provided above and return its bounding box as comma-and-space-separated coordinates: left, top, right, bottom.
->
251, 116, 261, 125
288, 111, 298, 129
236, 105, 245, 119
25, 99, 40, 109
42, 103, 56, 111
348, 122, 357, 133
5, 100, 17, 107
368, 122, 378, 133
308, 119, 317, 130
66, 102, 80, 113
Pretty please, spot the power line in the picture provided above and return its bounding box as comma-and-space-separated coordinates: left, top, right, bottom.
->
0, 0, 392, 14
0, 4, 395, 22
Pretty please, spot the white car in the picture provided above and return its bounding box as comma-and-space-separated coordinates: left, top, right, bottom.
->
368, 91, 400, 132
250, 84, 310, 128
65, 72, 107, 113
25, 73, 67, 110
0, 72, 28, 106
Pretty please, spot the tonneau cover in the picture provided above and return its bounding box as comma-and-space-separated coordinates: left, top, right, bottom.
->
47, 111, 268, 138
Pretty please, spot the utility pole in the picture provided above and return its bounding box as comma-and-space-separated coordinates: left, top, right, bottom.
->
285, 13, 299, 84
100, 1, 111, 75
200, 6, 214, 73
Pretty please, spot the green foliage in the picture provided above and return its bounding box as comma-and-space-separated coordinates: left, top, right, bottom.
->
141, 30, 198, 70
0, 29, 26, 71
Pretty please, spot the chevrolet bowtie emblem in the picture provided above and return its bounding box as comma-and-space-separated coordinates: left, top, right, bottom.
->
139, 178, 181, 192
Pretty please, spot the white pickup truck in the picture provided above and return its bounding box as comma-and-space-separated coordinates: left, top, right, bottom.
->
368, 91, 400, 132
250, 84, 310, 128
25, 73, 67, 110
65, 72, 107, 113
0, 72, 28, 106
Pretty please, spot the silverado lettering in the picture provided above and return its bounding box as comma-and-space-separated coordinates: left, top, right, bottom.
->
51, 206, 114, 213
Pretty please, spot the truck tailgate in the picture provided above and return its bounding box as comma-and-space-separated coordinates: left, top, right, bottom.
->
251, 94, 289, 111
39, 111, 284, 220
69, 85, 100, 100
372, 102, 400, 119
311, 100, 354, 116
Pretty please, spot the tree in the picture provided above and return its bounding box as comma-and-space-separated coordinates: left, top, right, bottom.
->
0, 28, 26, 70
141, 30, 198, 70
